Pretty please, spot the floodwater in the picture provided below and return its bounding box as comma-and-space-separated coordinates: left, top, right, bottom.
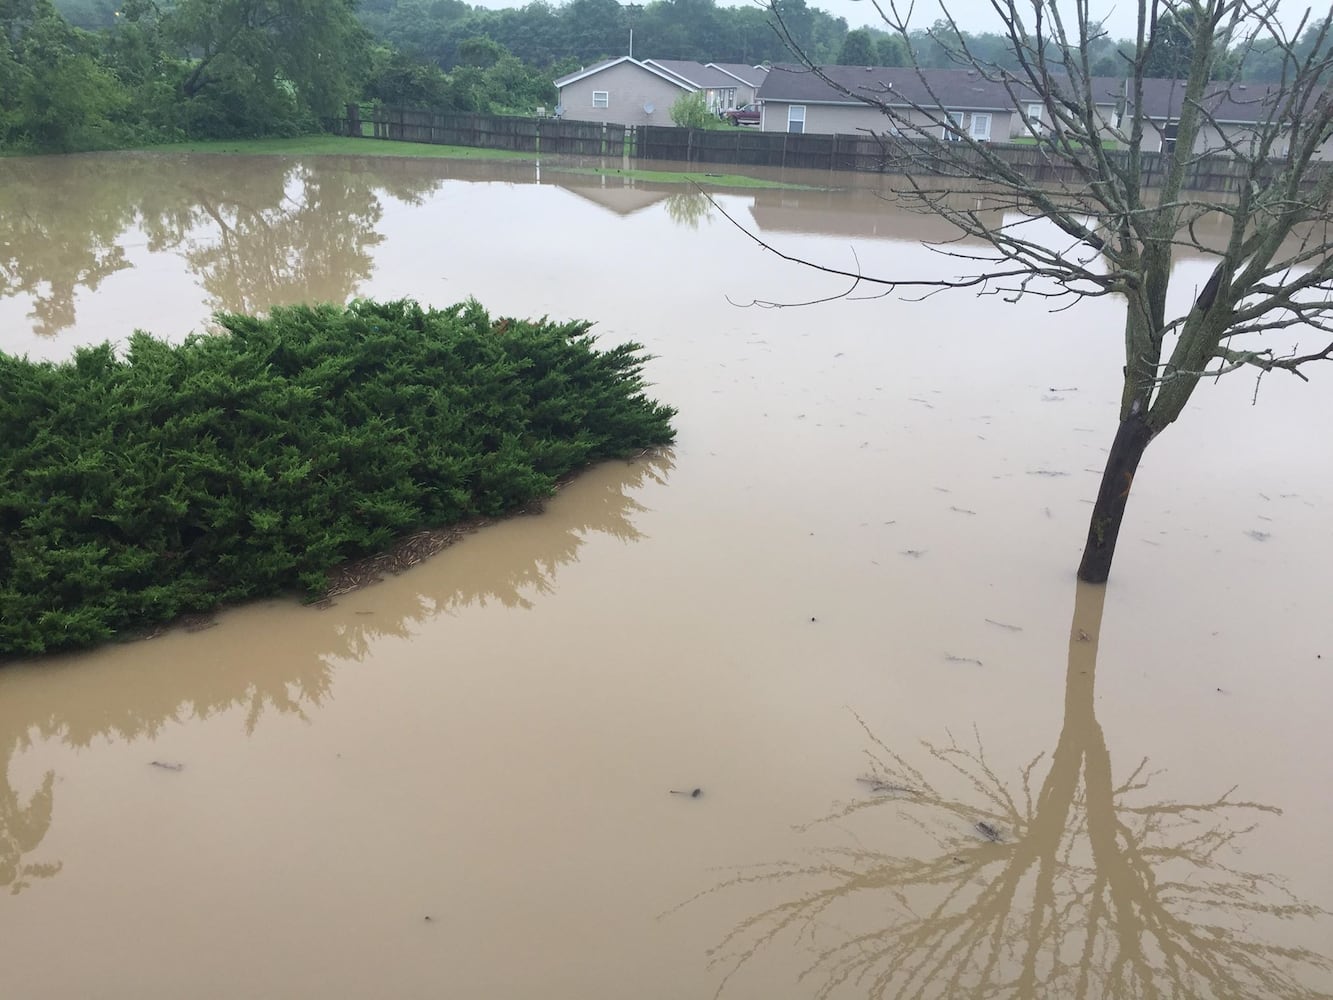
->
2, 151, 1331, 999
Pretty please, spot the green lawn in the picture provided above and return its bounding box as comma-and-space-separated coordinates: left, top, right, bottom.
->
560, 165, 823, 190
135, 135, 537, 160
132, 134, 825, 189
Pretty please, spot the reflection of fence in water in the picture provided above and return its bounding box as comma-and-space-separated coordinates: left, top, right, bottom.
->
325, 105, 1330, 193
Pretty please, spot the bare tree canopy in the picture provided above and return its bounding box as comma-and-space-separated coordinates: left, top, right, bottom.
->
760, 0, 1333, 582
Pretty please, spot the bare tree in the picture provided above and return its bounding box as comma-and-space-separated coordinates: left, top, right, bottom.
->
759, 0, 1333, 581
679, 583, 1332, 998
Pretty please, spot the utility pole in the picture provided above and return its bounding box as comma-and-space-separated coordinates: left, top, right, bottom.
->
622, 4, 642, 58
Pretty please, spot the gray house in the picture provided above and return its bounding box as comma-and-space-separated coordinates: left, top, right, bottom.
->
1130, 78, 1333, 158
643, 60, 769, 113
553, 57, 692, 127
709, 63, 769, 106
756, 64, 1122, 142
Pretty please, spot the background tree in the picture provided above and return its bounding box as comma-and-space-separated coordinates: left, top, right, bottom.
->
1143, 7, 1198, 78
836, 27, 874, 66
164, 0, 369, 136
762, 0, 1333, 582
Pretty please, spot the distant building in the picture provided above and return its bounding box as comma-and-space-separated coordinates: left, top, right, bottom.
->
1128, 78, 1333, 158
756, 64, 1122, 141
643, 60, 769, 113
553, 57, 768, 126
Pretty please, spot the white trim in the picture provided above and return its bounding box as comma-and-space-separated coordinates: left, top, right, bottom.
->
788, 104, 806, 134
943, 111, 964, 141
969, 112, 992, 140
592, 90, 609, 108
553, 56, 693, 91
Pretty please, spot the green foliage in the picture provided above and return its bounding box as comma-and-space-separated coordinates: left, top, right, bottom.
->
0, 299, 676, 656
167, 0, 369, 132
669, 90, 713, 129
365, 44, 454, 107
837, 28, 875, 66
1, 0, 128, 151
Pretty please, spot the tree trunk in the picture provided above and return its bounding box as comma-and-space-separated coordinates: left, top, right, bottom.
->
1077, 412, 1155, 583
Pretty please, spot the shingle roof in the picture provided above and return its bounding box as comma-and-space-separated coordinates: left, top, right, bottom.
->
758, 64, 1122, 111
708, 63, 769, 87
644, 59, 739, 89
1133, 78, 1288, 123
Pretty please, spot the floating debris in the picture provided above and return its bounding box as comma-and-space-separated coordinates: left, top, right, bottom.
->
975, 821, 1003, 842
1026, 469, 1070, 477
945, 654, 983, 667
669, 788, 703, 798
857, 776, 917, 795
1245, 530, 1272, 542
949, 506, 977, 515
901, 549, 927, 558
984, 618, 1023, 632
149, 761, 184, 772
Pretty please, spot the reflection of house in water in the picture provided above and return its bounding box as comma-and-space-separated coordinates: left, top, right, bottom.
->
555, 180, 674, 217
745, 187, 1005, 245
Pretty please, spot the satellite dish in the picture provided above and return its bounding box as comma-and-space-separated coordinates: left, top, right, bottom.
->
554, 104, 565, 117
643, 102, 655, 114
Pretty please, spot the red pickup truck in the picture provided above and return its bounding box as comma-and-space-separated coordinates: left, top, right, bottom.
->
720, 103, 761, 126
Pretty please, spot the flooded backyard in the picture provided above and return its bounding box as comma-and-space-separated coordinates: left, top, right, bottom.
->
2, 150, 1331, 998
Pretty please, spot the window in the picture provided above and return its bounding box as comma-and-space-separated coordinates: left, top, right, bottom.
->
943, 111, 964, 141
1026, 102, 1043, 134
788, 104, 806, 134
1163, 121, 1179, 156
592, 91, 609, 109
970, 113, 992, 141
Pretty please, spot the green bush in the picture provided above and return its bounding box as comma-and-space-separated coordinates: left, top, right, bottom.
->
0, 299, 676, 657
669, 91, 715, 129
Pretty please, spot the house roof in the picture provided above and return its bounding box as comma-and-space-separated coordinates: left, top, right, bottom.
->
554, 56, 692, 91
643, 59, 739, 89
1132, 78, 1289, 123
708, 63, 770, 88
758, 64, 1122, 111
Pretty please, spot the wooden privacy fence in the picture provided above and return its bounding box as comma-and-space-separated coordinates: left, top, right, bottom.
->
325, 105, 1328, 193
326, 104, 627, 158
636, 124, 1328, 192
637, 125, 888, 172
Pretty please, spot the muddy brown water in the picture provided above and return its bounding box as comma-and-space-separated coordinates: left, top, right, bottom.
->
2, 152, 1331, 999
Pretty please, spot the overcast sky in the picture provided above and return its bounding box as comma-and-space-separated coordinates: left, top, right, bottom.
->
466, 0, 1318, 48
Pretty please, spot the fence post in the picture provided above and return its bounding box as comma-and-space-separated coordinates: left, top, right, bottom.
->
346, 103, 360, 138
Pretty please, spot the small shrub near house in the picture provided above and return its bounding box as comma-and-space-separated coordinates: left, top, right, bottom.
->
0, 299, 676, 657
670, 92, 717, 129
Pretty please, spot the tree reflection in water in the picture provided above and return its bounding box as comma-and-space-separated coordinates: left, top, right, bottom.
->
664, 191, 714, 230
0, 451, 673, 895
0, 153, 444, 337
696, 583, 1331, 999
